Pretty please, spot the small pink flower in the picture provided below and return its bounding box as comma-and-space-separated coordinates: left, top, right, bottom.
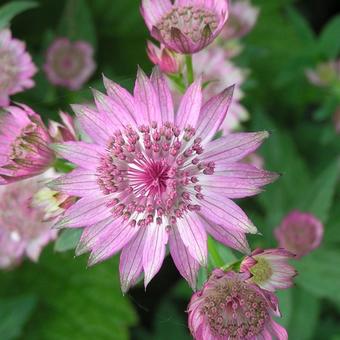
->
49, 111, 78, 142
275, 211, 324, 258
0, 104, 55, 184
188, 270, 288, 340
241, 248, 297, 292
49, 67, 278, 291
305, 60, 340, 87
141, 0, 229, 54
220, 0, 259, 40
44, 38, 96, 90
192, 45, 249, 133
0, 29, 37, 107
0, 173, 57, 269
147, 41, 183, 74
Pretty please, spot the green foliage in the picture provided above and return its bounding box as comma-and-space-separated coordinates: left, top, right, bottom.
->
0, 248, 137, 340
0, 295, 37, 340
0, 1, 37, 29
318, 15, 340, 59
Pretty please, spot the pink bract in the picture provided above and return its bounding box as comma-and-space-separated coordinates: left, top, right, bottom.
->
188, 270, 288, 340
141, 0, 229, 54
49, 67, 278, 291
49, 111, 78, 142
220, 0, 259, 41
0, 104, 55, 184
43, 37, 96, 90
0, 173, 57, 269
147, 41, 183, 74
240, 248, 297, 292
275, 210, 324, 258
0, 29, 37, 107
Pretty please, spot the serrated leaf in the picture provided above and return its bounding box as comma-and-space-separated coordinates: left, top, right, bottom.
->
0, 1, 37, 29
318, 15, 340, 59
58, 0, 96, 48
0, 248, 137, 340
54, 229, 82, 252
295, 248, 340, 303
0, 295, 37, 340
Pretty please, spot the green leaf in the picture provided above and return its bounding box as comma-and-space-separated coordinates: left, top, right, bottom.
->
318, 15, 340, 59
58, 0, 96, 48
0, 248, 137, 340
295, 159, 339, 223
287, 288, 320, 340
275, 289, 292, 328
54, 229, 82, 252
0, 1, 37, 30
0, 295, 37, 340
295, 248, 340, 303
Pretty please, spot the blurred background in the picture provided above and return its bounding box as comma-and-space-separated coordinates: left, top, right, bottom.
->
0, 0, 340, 339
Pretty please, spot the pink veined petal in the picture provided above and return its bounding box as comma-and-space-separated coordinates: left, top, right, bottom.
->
47, 168, 99, 197
75, 217, 114, 256
120, 227, 148, 293
88, 218, 139, 266
202, 131, 270, 163
102, 75, 136, 121
71, 104, 111, 144
92, 89, 136, 129
54, 195, 112, 229
134, 67, 162, 126
267, 319, 288, 340
169, 226, 200, 290
196, 192, 257, 234
201, 165, 279, 199
176, 213, 207, 266
51, 142, 104, 170
169, 27, 195, 54
142, 221, 169, 287
140, 0, 172, 30
201, 216, 251, 254
176, 77, 202, 130
196, 85, 234, 144
150, 67, 175, 124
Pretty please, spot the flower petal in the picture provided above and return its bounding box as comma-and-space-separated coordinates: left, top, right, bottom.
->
169, 226, 200, 290
143, 221, 169, 287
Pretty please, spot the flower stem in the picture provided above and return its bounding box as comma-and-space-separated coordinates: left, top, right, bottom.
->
185, 54, 194, 85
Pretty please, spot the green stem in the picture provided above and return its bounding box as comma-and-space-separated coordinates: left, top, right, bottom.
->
185, 54, 194, 85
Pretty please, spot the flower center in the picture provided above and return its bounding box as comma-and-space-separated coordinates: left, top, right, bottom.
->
202, 280, 269, 338
157, 6, 218, 42
250, 257, 273, 285
96, 122, 214, 227
52, 47, 85, 79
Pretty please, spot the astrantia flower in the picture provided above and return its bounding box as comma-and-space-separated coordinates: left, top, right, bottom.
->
192, 45, 248, 132
240, 248, 296, 292
49, 67, 277, 291
49, 111, 78, 142
0, 29, 37, 107
0, 173, 57, 269
141, 0, 229, 54
147, 41, 183, 74
0, 104, 55, 184
220, 0, 259, 41
44, 38, 96, 90
274, 211, 323, 259
188, 270, 288, 340
306, 59, 340, 87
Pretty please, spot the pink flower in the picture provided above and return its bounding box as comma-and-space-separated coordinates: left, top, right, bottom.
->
240, 248, 297, 292
43, 38, 96, 90
274, 211, 324, 259
141, 0, 229, 54
192, 45, 249, 133
305, 60, 340, 87
188, 270, 288, 340
0, 104, 55, 184
49, 111, 78, 142
49, 67, 277, 291
147, 41, 183, 74
0, 173, 57, 269
0, 29, 37, 107
220, 0, 259, 41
